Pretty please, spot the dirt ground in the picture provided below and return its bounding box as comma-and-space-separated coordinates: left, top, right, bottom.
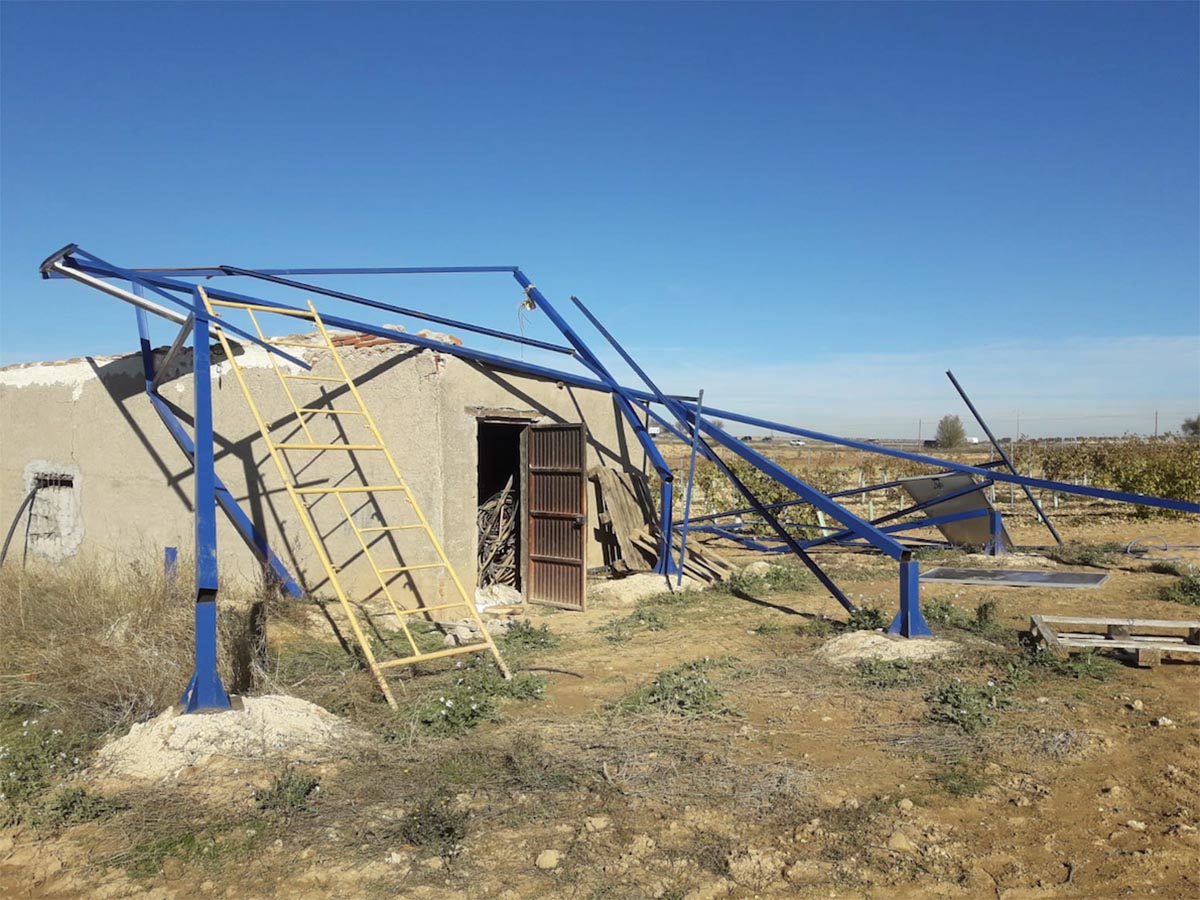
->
1, 516, 1197, 900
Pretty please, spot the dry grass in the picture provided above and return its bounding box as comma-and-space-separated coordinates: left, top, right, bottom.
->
0, 556, 262, 739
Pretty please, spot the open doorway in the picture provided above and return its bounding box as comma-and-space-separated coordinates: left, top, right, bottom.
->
477, 420, 526, 593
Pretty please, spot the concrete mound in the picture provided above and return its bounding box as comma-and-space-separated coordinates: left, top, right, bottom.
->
815, 631, 959, 668
588, 572, 704, 607
94, 694, 362, 781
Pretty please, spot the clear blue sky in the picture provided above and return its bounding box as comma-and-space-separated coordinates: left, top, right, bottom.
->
2, 1, 1197, 437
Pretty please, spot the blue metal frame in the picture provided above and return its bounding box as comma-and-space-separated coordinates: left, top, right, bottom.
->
677, 389, 705, 586
46, 245, 1200, 659
180, 289, 230, 711
947, 369, 1062, 546
512, 278, 681, 575
134, 302, 303, 598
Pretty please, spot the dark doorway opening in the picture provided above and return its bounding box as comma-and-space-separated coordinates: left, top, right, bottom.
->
477, 421, 525, 592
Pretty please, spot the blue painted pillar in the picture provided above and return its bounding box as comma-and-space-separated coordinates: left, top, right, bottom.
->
888, 558, 933, 638
180, 289, 231, 712
985, 510, 1005, 557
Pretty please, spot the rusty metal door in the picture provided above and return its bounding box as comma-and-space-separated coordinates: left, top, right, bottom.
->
524, 423, 587, 609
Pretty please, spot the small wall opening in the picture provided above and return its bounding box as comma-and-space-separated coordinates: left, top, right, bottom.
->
22, 462, 83, 563
476, 421, 525, 592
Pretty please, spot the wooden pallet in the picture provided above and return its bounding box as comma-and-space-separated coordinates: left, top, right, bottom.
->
1030, 615, 1200, 668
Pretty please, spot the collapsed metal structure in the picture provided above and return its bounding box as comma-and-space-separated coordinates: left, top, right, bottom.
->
39, 244, 1200, 711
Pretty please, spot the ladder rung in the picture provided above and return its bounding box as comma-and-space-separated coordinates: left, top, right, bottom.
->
298, 408, 365, 416
379, 563, 445, 574
272, 442, 381, 453
377, 642, 494, 669
393, 601, 476, 615
283, 374, 344, 383
358, 524, 427, 533
293, 485, 407, 495
206, 299, 316, 317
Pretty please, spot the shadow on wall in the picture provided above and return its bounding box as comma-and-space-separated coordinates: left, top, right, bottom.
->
85, 340, 419, 596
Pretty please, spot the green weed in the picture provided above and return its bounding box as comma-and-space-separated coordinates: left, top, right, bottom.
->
1030, 647, 1116, 681
0, 720, 86, 824
1147, 561, 1189, 576
1159, 574, 1200, 606
103, 821, 261, 879
502, 620, 561, 653
753, 621, 783, 636
856, 658, 919, 689
724, 564, 812, 597
934, 766, 990, 797
34, 788, 121, 831
617, 657, 737, 718
599, 606, 669, 644
399, 793, 468, 859
1048, 542, 1122, 567
413, 661, 546, 736
254, 771, 319, 818
846, 606, 888, 632
927, 679, 1009, 734
797, 616, 834, 638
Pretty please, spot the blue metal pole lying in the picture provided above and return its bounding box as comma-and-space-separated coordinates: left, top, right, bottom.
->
180, 288, 231, 712
947, 369, 1062, 546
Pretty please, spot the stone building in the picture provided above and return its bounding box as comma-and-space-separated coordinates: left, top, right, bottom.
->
0, 332, 648, 610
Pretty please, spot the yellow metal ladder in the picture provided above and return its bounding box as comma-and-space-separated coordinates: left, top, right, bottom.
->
199, 287, 510, 708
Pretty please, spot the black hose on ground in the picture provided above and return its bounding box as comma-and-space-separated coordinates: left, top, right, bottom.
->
0, 488, 38, 568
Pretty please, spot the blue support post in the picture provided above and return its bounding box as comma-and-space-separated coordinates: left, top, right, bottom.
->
677, 389, 705, 586
133, 296, 302, 597
164, 546, 178, 585
180, 288, 231, 712
889, 559, 932, 638
985, 509, 1005, 557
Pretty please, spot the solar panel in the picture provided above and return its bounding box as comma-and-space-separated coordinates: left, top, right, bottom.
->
898, 473, 1013, 551
920, 567, 1109, 588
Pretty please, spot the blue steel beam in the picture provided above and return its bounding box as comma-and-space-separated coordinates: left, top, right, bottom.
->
180, 287, 231, 712
65, 253, 312, 371
55, 248, 1199, 517
128, 266, 522, 278
219, 266, 575, 355
947, 369, 1063, 546
134, 302, 304, 598
511, 272, 680, 576
798, 479, 997, 551
672, 402, 1200, 515
695, 419, 910, 561
623, 394, 858, 609
568, 294, 702, 576
677, 389, 705, 586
